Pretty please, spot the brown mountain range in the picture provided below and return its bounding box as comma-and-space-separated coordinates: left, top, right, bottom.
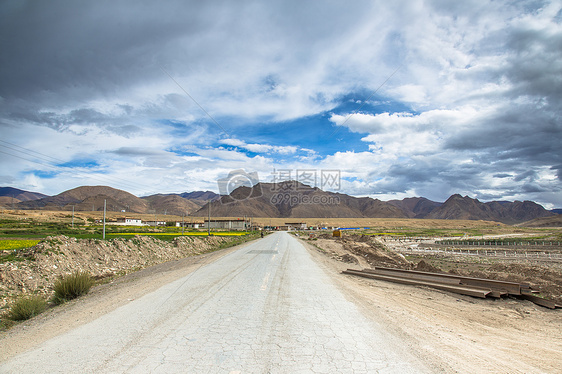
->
11, 186, 216, 216
17, 186, 149, 213
4, 184, 557, 224
192, 184, 555, 223
191, 182, 420, 219
0, 187, 48, 202
141, 194, 201, 216
387, 197, 443, 218
425, 194, 555, 224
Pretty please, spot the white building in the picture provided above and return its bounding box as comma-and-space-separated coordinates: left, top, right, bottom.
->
114, 217, 144, 226
176, 221, 203, 229
143, 220, 167, 227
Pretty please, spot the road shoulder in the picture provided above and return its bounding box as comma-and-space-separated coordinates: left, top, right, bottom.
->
300, 237, 562, 373
0, 240, 253, 362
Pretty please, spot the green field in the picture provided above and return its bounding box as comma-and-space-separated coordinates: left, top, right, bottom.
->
0, 217, 252, 241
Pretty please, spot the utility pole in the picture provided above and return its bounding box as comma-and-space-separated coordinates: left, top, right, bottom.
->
207, 200, 211, 236
103, 199, 106, 239
182, 214, 184, 235
72, 205, 74, 228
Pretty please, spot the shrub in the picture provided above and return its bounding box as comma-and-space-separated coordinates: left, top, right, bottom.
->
8, 295, 47, 321
52, 271, 94, 304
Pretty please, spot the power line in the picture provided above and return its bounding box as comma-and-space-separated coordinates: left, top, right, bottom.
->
0, 147, 140, 192
160, 66, 231, 138
0, 140, 158, 193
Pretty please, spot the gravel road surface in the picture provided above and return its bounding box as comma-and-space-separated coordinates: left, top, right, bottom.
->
0, 232, 429, 373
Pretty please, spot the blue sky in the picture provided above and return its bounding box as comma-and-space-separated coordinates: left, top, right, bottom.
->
1, 0, 561, 208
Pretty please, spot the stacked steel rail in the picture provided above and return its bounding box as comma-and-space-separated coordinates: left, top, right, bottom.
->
343, 267, 561, 309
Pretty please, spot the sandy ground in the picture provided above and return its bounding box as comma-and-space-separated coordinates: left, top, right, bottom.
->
303, 239, 562, 373
1, 236, 561, 373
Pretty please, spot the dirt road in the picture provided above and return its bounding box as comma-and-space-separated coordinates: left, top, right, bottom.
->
0, 232, 428, 373
1, 232, 560, 373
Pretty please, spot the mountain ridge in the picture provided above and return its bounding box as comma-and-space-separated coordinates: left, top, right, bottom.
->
0, 187, 48, 202
425, 194, 554, 224
1, 185, 555, 223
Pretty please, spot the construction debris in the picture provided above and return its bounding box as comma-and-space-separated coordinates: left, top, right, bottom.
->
343, 267, 561, 309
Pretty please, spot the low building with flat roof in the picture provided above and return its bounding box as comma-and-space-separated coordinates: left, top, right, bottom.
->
202, 218, 249, 230
113, 217, 144, 226
285, 222, 307, 230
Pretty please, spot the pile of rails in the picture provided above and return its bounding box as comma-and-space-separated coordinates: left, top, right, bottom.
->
343, 267, 561, 309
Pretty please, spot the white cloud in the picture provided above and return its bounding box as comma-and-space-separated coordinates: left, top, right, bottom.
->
1, 1, 561, 208
387, 85, 428, 105
222, 138, 298, 155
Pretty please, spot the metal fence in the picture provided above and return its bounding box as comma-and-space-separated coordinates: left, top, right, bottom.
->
436, 241, 561, 247
402, 246, 562, 260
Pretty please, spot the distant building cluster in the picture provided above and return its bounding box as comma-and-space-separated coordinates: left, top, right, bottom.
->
108, 217, 337, 231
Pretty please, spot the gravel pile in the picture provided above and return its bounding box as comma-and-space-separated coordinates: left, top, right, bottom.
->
0, 235, 239, 309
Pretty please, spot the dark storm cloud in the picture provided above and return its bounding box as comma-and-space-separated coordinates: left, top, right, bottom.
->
438, 2, 562, 192
505, 20, 562, 100
1, 0, 561, 208
0, 1, 211, 102
521, 183, 548, 193
552, 164, 562, 181
444, 103, 562, 172
513, 170, 538, 183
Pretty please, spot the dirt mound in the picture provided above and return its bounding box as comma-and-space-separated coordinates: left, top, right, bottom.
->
445, 262, 562, 304
0, 235, 243, 310
414, 260, 442, 273
340, 236, 409, 268
338, 254, 359, 264
310, 235, 410, 268
485, 263, 562, 304
312, 234, 562, 304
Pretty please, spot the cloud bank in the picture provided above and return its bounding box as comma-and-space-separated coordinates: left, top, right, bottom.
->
0, 0, 560, 208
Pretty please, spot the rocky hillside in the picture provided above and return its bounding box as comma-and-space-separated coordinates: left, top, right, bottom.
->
0, 235, 245, 309
192, 182, 407, 219
516, 214, 562, 228
426, 194, 554, 224
141, 194, 202, 216
15, 186, 212, 216
179, 191, 220, 205
0, 187, 48, 202
4, 185, 555, 223
193, 184, 554, 223
387, 197, 442, 218
17, 186, 149, 212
